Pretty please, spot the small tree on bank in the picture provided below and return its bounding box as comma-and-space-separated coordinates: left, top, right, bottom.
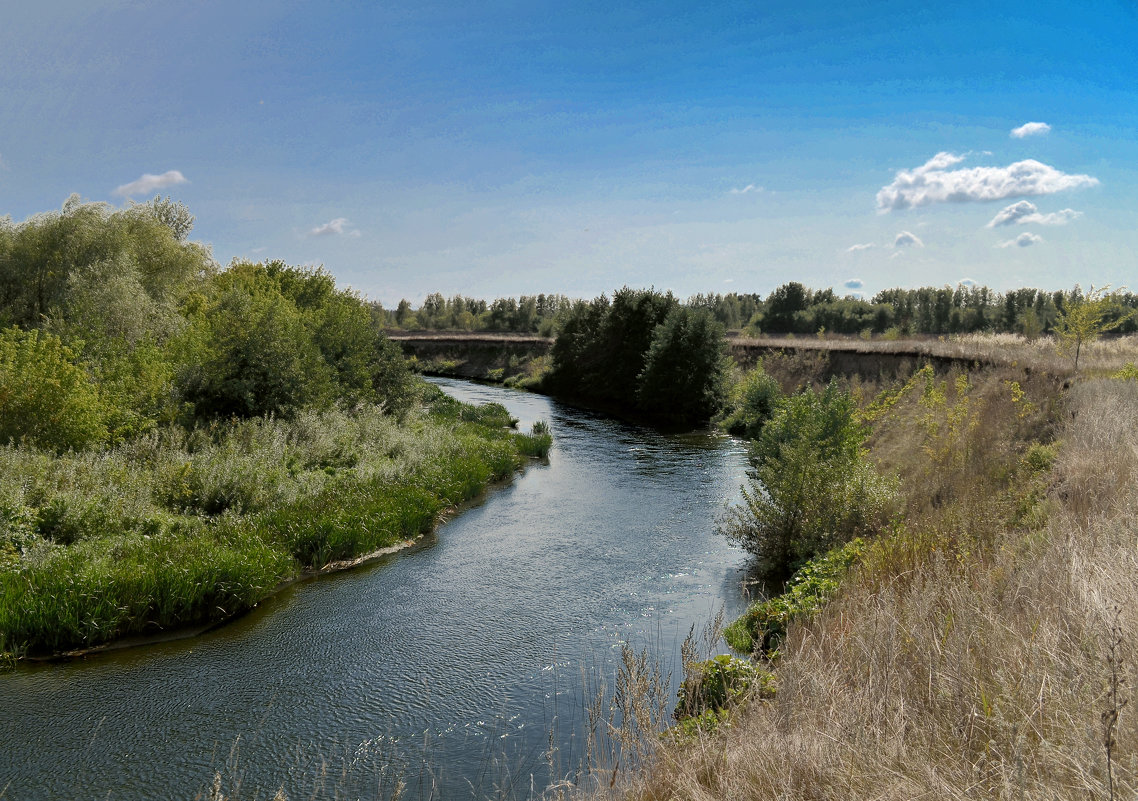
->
722, 382, 898, 579
1055, 285, 1136, 371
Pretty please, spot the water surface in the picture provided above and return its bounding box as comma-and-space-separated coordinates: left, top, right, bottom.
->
1, 379, 751, 799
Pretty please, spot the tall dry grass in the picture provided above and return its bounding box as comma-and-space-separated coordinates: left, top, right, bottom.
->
734, 332, 1138, 376
596, 370, 1138, 801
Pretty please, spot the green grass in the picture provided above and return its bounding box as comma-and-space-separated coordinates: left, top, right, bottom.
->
724, 537, 866, 656
0, 389, 548, 658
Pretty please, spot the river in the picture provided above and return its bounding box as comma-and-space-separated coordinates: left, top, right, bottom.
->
0, 378, 752, 800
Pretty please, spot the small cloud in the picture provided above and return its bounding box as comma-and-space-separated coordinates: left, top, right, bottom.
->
844, 278, 864, 290
250, 247, 267, 254
986, 200, 1081, 227
310, 217, 362, 237
999, 232, 1043, 248
1011, 121, 1051, 138
894, 230, 924, 248
959, 277, 977, 286
729, 184, 763, 195
115, 170, 188, 197
845, 243, 875, 253
876, 152, 1097, 211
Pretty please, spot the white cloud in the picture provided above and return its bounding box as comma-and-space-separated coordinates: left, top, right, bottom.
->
999, 232, 1043, 248
845, 242, 875, 252
115, 170, 188, 197
844, 278, 864, 290
729, 184, 763, 195
876, 152, 1097, 211
310, 217, 362, 237
959, 277, 977, 286
986, 201, 1081, 227
1011, 121, 1051, 139
894, 230, 924, 248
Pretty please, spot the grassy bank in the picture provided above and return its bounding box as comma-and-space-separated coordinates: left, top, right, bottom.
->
590, 355, 1138, 800
0, 385, 551, 660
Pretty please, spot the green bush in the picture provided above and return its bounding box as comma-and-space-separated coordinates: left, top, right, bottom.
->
637, 307, 730, 425
722, 381, 897, 578
0, 327, 109, 452
725, 538, 866, 655
674, 653, 774, 721
718, 361, 782, 440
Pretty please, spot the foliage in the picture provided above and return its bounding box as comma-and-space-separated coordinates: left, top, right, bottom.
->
717, 361, 782, 440
674, 653, 774, 721
0, 327, 109, 451
1112, 362, 1138, 381
637, 307, 731, 424
1055, 285, 1137, 370
724, 537, 866, 655
722, 381, 897, 578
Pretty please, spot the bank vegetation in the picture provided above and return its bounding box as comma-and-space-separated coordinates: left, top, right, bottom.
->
0, 198, 550, 662
585, 337, 1138, 800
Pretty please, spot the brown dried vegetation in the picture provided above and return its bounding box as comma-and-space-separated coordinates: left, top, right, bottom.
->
596, 363, 1138, 800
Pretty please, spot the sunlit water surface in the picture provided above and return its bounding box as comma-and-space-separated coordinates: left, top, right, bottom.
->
1, 379, 752, 800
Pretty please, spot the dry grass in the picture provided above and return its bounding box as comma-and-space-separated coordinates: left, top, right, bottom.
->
590, 368, 1138, 801
732, 332, 1138, 376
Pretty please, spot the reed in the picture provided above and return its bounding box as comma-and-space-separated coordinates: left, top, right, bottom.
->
0, 395, 548, 658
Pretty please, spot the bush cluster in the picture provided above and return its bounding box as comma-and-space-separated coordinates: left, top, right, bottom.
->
544, 287, 730, 425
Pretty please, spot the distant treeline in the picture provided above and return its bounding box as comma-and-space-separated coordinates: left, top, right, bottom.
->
386, 282, 1138, 338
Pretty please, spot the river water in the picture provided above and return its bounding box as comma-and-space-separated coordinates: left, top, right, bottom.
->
1, 379, 752, 800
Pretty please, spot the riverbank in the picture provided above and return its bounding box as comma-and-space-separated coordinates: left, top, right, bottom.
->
594, 361, 1138, 799
0, 384, 551, 662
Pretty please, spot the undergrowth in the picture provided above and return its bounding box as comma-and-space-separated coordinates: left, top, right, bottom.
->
0, 386, 551, 658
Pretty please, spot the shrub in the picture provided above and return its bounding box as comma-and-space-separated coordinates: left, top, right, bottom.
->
674, 653, 773, 721
717, 361, 782, 440
724, 537, 866, 655
637, 307, 730, 424
722, 381, 897, 578
0, 327, 109, 452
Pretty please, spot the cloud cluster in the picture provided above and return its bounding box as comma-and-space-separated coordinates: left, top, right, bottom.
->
845, 243, 875, 252
876, 152, 1097, 211
729, 184, 763, 195
894, 230, 924, 248
115, 170, 188, 197
999, 232, 1043, 248
1011, 121, 1051, 138
310, 217, 361, 237
844, 278, 864, 290
986, 200, 1081, 228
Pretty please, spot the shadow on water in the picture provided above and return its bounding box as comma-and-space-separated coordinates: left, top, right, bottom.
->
0, 378, 753, 800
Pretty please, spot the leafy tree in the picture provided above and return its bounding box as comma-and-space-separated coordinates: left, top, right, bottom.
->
723, 382, 897, 578
637, 307, 730, 424
178, 283, 333, 419
1055, 284, 1136, 370
0, 327, 108, 451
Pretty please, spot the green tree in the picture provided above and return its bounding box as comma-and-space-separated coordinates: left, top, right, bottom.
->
723, 382, 897, 578
178, 283, 333, 419
1055, 284, 1136, 371
637, 307, 730, 424
0, 327, 108, 451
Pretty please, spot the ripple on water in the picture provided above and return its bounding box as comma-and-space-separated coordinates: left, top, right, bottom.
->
1, 378, 751, 801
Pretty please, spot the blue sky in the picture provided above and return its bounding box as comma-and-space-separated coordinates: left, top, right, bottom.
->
3, 0, 1136, 305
